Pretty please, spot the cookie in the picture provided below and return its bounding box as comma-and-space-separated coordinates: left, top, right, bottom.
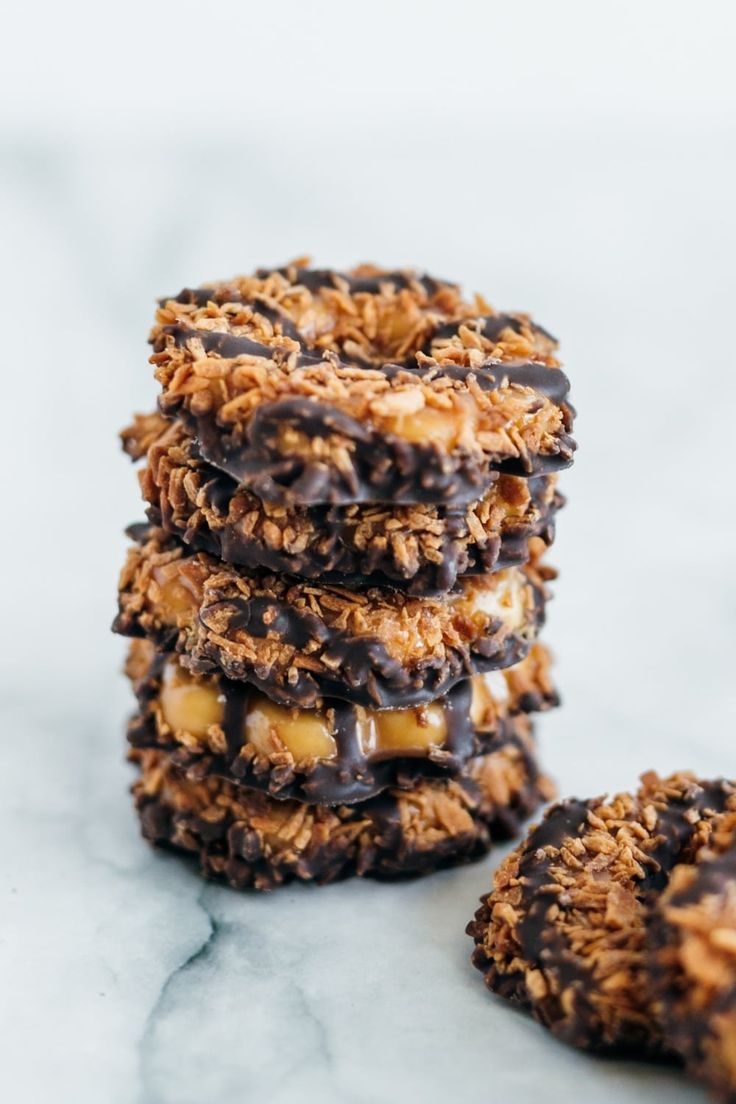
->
466, 772, 736, 1055
131, 714, 552, 890
122, 411, 561, 594
650, 812, 736, 1101
114, 525, 550, 709
125, 637, 557, 805
149, 263, 575, 506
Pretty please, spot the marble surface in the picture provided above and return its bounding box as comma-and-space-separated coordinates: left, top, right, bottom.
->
2, 6, 736, 1100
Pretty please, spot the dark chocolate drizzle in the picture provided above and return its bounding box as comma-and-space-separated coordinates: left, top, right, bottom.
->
645, 780, 735, 891
488, 780, 736, 1054
161, 286, 303, 343
140, 409, 561, 593
114, 528, 548, 711
158, 322, 570, 405
128, 655, 556, 805
158, 324, 322, 368
429, 313, 557, 347
222, 595, 330, 651
175, 391, 573, 508
132, 716, 545, 889
162, 280, 556, 357
201, 577, 545, 710
153, 269, 575, 506
254, 266, 454, 297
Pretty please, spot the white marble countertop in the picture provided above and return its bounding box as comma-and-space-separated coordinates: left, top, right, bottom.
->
2, 7, 736, 1099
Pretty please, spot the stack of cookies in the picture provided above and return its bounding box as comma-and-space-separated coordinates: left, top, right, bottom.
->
113, 261, 576, 890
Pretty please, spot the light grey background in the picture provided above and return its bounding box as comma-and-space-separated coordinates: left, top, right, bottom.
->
1, 3, 735, 1102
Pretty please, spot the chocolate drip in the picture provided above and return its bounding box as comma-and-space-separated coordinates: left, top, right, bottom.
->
221, 596, 330, 651
158, 323, 325, 368
161, 287, 242, 308
255, 266, 452, 298
646, 780, 735, 891
114, 523, 549, 710
159, 321, 569, 403
132, 715, 545, 890
517, 798, 592, 948
193, 584, 544, 711
141, 417, 559, 593
221, 682, 250, 760
429, 313, 557, 347
128, 652, 555, 806
183, 392, 573, 508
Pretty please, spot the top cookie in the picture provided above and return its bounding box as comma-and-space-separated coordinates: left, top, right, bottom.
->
150, 262, 575, 506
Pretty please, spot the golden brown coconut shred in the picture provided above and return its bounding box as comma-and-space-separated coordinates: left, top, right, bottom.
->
114, 526, 548, 709
148, 262, 568, 466
467, 772, 736, 1056
120, 410, 559, 590
131, 715, 551, 890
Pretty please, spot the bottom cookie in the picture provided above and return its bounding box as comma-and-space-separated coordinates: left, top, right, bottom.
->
131, 716, 551, 890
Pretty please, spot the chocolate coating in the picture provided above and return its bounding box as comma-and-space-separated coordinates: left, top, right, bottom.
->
114, 525, 550, 710
467, 772, 736, 1056
131, 715, 552, 890
150, 263, 575, 506
180, 370, 574, 508
122, 411, 561, 595
125, 638, 558, 805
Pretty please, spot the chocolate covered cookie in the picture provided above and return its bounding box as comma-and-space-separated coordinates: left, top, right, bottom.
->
467, 772, 736, 1055
122, 411, 561, 594
150, 263, 575, 506
650, 812, 736, 1102
125, 638, 557, 805
114, 526, 550, 709
131, 714, 551, 890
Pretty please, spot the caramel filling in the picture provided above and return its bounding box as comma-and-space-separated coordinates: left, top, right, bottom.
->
160, 661, 225, 737
152, 564, 202, 620
245, 697, 338, 761
157, 657, 516, 764
148, 551, 529, 663
375, 391, 477, 447
364, 702, 447, 754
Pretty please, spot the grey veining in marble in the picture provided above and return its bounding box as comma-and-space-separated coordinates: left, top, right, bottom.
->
2, 5, 736, 1101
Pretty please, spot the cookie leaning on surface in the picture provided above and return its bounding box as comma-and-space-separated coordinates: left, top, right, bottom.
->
131, 714, 552, 890
149, 262, 575, 507
649, 812, 736, 1102
125, 638, 558, 805
466, 772, 736, 1055
122, 412, 561, 595
113, 525, 551, 710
